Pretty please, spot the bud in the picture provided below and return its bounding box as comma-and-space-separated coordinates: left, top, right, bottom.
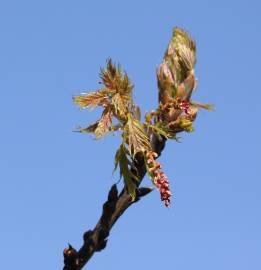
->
179, 118, 194, 133
186, 108, 198, 121
157, 62, 174, 104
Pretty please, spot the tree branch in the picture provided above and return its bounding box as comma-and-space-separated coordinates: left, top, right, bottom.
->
63, 135, 166, 270
64, 26, 204, 269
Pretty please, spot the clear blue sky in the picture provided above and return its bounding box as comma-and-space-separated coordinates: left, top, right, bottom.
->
1, 1, 260, 269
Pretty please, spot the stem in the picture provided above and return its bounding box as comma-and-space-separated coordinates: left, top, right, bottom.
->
63, 135, 166, 270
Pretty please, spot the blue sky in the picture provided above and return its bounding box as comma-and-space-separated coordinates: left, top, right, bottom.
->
0, 1, 260, 269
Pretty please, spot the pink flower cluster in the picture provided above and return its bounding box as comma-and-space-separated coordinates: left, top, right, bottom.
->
146, 152, 171, 207
176, 98, 190, 115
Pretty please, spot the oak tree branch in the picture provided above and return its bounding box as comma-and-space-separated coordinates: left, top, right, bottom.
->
63, 135, 166, 270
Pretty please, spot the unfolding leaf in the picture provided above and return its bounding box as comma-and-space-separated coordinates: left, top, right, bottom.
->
148, 124, 171, 139
73, 89, 114, 109
100, 59, 133, 96
95, 107, 113, 139
149, 122, 180, 140
118, 73, 133, 96
190, 101, 215, 111
110, 123, 124, 132
77, 122, 99, 133
132, 105, 141, 121
113, 144, 137, 201
111, 92, 131, 119
173, 27, 196, 71
99, 59, 134, 120
124, 114, 151, 157
169, 117, 194, 133
78, 121, 123, 135
100, 59, 118, 89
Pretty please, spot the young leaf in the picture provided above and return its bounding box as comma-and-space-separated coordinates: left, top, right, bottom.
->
99, 59, 134, 120
100, 59, 133, 96
190, 101, 215, 111
95, 106, 113, 139
148, 124, 171, 139
124, 114, 151, 157
114, 144, 137, 201
132, 105, 141, 121
100, 59, 118, 89
73, 89, 114, 109
77, 122, 99, 133
169, 117, 194, 133
148, 121, 180, 141
173, 27, 196, 71
111, 92, 131, 119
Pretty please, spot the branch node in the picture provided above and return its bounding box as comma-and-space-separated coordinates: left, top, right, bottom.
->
96, 239, 108, 251
108, 184, 118, 202
63, 244, 78, 269
83, 230, 93, 243
137, 187, 154, 198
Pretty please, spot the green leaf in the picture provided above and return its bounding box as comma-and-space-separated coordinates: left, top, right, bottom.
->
113, 144, 137, 201
149, 122, 181, 140
148, 124, 170, 139
168, 117, 194, 133
178, 118, 194, 133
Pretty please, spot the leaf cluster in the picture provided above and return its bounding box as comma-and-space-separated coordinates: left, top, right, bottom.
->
73, 27, 212, 205
73, 59, 134, 137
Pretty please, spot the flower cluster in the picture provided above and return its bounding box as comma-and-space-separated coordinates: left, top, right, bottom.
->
176, 98, 190, 115
146, 152, 171, 207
